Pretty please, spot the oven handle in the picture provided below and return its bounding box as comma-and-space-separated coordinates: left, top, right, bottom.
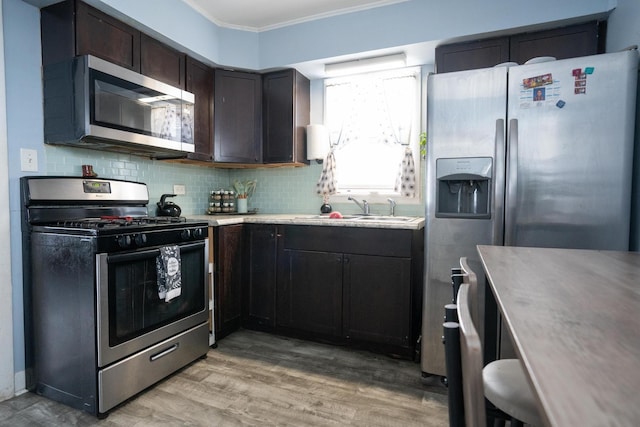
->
150, 343, 180, 361
106, 241, 205, 263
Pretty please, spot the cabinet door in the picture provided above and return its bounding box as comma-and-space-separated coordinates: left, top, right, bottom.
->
343, 254, 412, 347
509, 21, 604, 65
186, 58, 214, 161
263, 70, 310, 163
214, 224, 243, 340
277, 249, 343, 337
140, 33, 185, 88
244, 225, 278, 330
75, 0, 141, 71
214, 70, 262, 163
435, 37, 509, 73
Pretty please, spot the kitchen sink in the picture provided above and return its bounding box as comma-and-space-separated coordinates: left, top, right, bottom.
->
295, 214, 417, 222
354, 216, 415, 222
295, 214, 361, 220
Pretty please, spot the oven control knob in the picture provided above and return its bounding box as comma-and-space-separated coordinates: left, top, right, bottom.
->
181, 229, 192, 240
134, 233, 147, 246
117, 235, 132, 248
193, 228, 204, 239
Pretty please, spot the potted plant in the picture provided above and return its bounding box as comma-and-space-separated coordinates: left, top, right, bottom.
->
419, 131, 427, 159
233, 179, 257, 213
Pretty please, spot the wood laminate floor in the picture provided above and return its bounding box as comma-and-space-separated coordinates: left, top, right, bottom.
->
0, 330, 448, 426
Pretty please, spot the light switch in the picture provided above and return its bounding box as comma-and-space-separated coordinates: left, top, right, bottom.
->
20, 149, 38, 172
173, 184, 186, 195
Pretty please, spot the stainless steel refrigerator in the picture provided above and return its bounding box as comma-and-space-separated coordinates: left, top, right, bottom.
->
421, 50, 639, 377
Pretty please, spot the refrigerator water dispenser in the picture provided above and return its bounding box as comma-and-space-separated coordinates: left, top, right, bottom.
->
435, 157, 492, 218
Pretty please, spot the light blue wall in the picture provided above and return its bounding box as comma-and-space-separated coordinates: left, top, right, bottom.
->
258, 0, 614, 68
3, 0, 639, 389
91, 0, 261, 69
4, 0, 45, 381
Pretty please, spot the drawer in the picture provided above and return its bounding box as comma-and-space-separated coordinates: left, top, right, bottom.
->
283, 225, 413, 257
98, 322, 209, 413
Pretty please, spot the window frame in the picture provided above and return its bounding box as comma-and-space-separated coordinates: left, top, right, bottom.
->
322, 66, 425, 205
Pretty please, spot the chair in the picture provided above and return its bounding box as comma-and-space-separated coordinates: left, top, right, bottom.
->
457, 257, 543, 427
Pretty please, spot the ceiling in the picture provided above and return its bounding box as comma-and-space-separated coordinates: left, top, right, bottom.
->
182, 0, 410, 31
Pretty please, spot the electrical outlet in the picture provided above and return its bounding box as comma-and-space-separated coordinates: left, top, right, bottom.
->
173, 184, 186, 195
20, 149, 38, 172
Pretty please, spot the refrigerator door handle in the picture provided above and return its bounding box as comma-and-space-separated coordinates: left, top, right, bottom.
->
493, 119, 505, 246
505, 118, 518, 246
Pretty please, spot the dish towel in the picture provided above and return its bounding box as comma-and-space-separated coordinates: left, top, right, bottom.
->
156, 245, 182, 302
316, 148, 337, 196
395, 146, 417, 198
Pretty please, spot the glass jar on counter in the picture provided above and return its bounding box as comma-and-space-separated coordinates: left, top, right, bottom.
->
210, 190, 223, 202
222, 190, 235, 202
209, 189, 237, 214
222, 202, 235, 213
208, 204, 222, 213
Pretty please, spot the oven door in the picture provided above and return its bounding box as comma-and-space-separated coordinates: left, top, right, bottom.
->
96, 240, 208, 367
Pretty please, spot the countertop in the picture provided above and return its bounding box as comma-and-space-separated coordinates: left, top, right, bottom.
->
186, 213, 425, 230
477, 245, 640, 427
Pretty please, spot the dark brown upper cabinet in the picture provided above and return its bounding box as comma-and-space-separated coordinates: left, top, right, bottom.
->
41, 0, 192, 87
262, 69, 310, 164
436, 37, 510, 74
41, 1, 311, 168
41, 0, 141, 71
186, 57, 214, 161
509, 21, 604, 65
140, 33, 186, 89
212, 68, 310, 166
213, 69, 263, 164
436, 20, 606, 73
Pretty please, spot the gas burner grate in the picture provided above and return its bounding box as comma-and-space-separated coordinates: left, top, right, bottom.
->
54, 216, 186, 229
144, 216, 187, 224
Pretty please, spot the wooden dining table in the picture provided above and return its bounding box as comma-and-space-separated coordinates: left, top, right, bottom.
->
477, 245, 640, 427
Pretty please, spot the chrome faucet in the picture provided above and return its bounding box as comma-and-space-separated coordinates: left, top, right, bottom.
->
387, 198, 397, 216
348, 196, 370, 215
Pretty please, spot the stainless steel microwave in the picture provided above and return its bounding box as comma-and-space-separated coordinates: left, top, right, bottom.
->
43, 55, 195, 158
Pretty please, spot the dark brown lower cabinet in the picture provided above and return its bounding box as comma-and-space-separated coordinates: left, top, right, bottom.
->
271, 225, 422, 359
276, 250, 413, 350
214, 224, 243, 340
277, 250, 343, 336
343, 254, 412, 348
241, 224, 423, 358
244, 224, 279, 330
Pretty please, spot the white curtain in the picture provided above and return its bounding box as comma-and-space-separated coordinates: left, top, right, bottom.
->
320, 70, 419, 196
316, 147, 337, 198
394, 146, 417, 197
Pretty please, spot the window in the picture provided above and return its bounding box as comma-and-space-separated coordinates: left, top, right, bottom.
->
323, 67, 421, 199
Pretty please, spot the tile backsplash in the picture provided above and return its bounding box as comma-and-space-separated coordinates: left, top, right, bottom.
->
44, 145, 424, 216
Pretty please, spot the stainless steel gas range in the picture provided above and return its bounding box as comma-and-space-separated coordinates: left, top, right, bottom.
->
20, 176, 210, 417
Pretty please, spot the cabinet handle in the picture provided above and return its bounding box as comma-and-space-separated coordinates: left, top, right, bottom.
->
343, 256, 349, 264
